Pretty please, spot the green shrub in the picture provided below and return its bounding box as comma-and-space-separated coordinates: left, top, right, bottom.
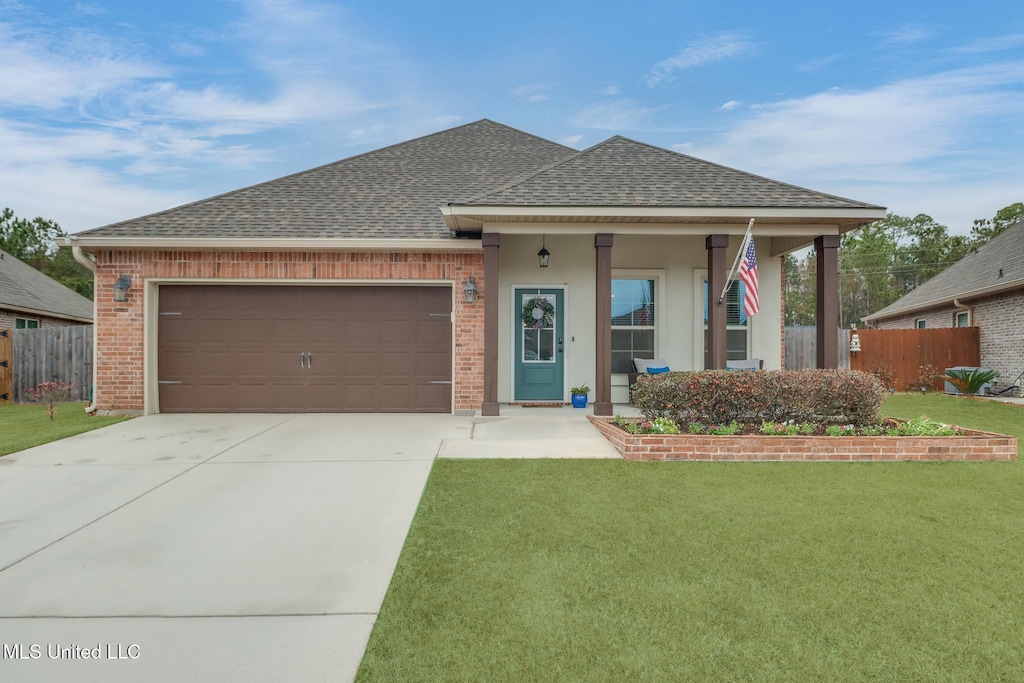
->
944, 368, 999, 396
632, 370, 885, 427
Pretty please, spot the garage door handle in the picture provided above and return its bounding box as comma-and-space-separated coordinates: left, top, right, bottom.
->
307, 352, 312, 368
428, 380, 453, 384
300, 352, 307, 368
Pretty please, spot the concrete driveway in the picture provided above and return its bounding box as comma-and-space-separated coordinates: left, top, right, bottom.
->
0, 414, 472, 682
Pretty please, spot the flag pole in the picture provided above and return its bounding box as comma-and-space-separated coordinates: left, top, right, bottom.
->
719, 218, 754, 304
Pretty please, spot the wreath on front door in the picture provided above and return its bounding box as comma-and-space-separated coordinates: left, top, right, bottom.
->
521, 296, 555, 329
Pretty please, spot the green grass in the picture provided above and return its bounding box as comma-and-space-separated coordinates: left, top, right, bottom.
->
0, 402, 130, 456
358, 394, 1024, 681
882, 392, 1024, 449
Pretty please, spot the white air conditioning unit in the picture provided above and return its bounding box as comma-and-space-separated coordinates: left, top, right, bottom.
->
944, 366, 995, 395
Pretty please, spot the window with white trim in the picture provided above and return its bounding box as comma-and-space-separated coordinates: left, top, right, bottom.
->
954, 311, 969, 327
916, 319, 927, 329
611, 278, 655, 374
15, 317, 39, 329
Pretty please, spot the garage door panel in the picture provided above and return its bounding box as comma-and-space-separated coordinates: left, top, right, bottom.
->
416, 320, 449, 344
416, 384, 450, 411
344, 322, 379, 346
379, 352, 414, 378
379, 385, 415, 411
343, 384, 379, 411
158, 285, 451, 413
416, 352, 450, 377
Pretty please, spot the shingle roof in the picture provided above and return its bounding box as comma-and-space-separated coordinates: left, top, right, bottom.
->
78, 121, 882, 241
78, 120, 574, 240
463, 136, 882, 209
866, 220, 1024, 320
0, 250, 93, 321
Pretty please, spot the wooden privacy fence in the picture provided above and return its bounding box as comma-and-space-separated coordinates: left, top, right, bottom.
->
849, 328, 980, 391
784, 327, 850, 370
0, 330, 11, 404
7, 326, 93, 404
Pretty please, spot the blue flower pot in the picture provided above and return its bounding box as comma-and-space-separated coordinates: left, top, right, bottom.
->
571, 393, 588, 408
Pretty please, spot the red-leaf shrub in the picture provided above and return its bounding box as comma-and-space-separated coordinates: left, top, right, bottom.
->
25, 381, 76, 420
631, 370, 885, 426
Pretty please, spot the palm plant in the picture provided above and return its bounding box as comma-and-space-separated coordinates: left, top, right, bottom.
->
943, 368, 998, 396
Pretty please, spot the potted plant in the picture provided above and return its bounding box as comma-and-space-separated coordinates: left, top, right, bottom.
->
570, 383, 590, 408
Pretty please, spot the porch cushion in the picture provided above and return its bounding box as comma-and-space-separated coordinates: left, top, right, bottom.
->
646, 366, 669, 374
633, 358, 670, 373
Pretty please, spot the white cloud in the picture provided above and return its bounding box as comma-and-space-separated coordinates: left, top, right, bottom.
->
511, 83, 552, 103
646, 32, 754, 86
719, 100, 741, 111
875, 24, 936, 47
0, 25, 163, 109
601, 84, 621, 96
572, 99, 667, 130
691, 62, 1024, 175
0, 160, 196, 232
688, 61, 1024, 231
671, 142, 694, 152
73, 2, 107, 15
953, 34, 1024, 54
798, 54, 841, 73
560, 134, 583, 146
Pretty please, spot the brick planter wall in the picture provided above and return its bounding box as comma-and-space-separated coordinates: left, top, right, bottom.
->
588, 416, 1017, 462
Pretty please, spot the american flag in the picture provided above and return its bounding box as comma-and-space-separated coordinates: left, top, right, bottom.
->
737, 238, 759, 316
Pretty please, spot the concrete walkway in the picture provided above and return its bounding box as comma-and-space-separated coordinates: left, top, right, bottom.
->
437, 403, 638, 459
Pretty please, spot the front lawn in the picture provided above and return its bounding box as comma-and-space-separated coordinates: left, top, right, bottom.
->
358, 394, 1023, 681
0, 403, 129, 457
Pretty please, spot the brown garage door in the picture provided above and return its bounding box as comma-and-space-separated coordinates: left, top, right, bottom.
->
158, 285, 452, 413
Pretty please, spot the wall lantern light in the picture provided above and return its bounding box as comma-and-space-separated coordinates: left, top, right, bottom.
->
112, 275, 131, 303
538, 236, 550, 268
464, 277, 477, 304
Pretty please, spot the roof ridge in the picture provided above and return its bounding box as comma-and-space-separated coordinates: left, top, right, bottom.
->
457, 136, 644, 205
609, 135, 884, 209
456, 145, 597, 205
77, 119, 568, 235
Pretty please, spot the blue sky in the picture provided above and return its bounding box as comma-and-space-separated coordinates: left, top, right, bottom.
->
2, 0, 1022, 233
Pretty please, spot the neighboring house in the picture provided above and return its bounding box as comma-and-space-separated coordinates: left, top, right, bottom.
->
67, 119, 885, 416
0, 249, 93, 330
863, 220, 1024, 393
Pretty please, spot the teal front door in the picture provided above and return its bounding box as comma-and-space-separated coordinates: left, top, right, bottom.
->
514, 288, 564, 400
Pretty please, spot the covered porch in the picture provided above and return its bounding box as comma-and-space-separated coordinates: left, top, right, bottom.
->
447, 214, 882, 417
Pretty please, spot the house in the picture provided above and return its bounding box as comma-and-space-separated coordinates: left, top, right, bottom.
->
66, 119, 885, 416
863, 220, 1024, 393
0, 249, 93, 329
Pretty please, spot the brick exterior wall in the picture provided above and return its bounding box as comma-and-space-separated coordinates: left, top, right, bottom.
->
90, 250, 484, 413
871, 288, 1024, 391
0, 310, 90, 330
588, 416, 1017, 461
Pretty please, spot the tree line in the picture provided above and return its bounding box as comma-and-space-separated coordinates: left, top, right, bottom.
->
1, 208, 93, 299
784, 202, 1024, 327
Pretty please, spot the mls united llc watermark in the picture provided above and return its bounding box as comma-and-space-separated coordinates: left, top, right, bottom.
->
4, 643, 140, 660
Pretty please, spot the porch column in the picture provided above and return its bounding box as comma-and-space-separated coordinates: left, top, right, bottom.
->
594, 233, 613, 416
482, 233, 500, 416
706, 234, 729, 369
815, 234, 840, 369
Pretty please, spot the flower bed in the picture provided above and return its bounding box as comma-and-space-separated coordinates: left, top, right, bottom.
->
588, 416, 1017, 462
